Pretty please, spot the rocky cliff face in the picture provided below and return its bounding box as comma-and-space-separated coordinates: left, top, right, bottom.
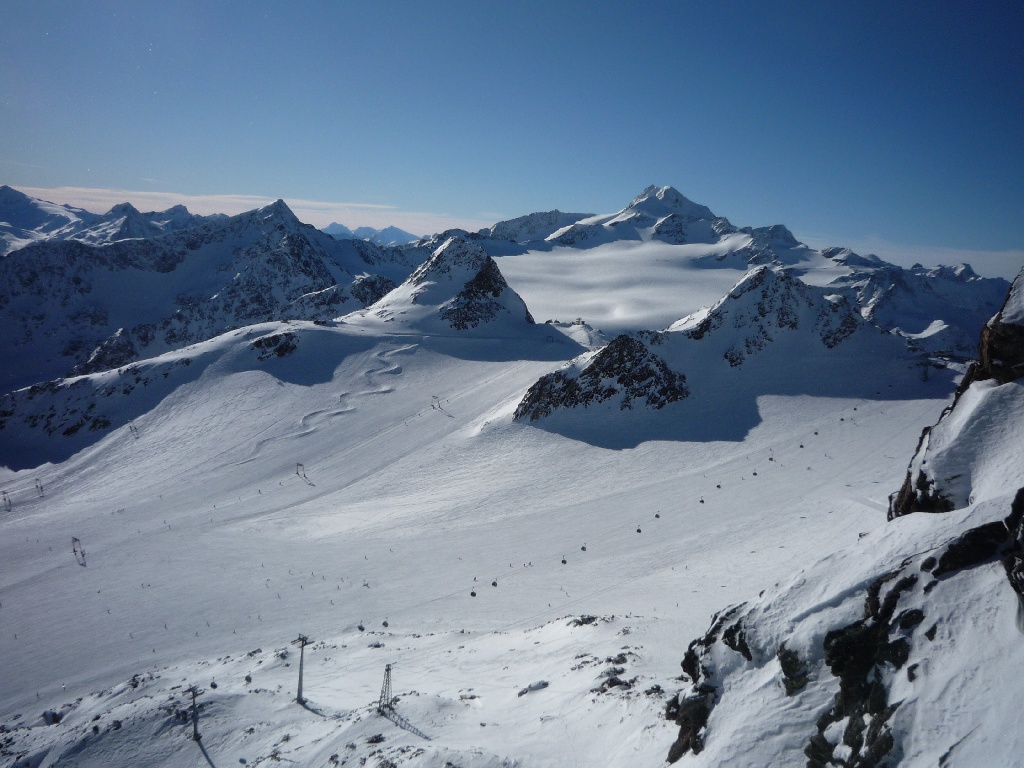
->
889, 270, 1024, 518
666, 489, 1024, 765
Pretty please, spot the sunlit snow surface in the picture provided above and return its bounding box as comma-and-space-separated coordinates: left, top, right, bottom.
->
0, 310, 958, 766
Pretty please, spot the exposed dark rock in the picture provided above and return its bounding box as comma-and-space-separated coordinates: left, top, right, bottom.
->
666, 691, 712, 762
777, 644, 810, 695
514, 334, 688, 421
933, 521, 1007, 576
723, 620, 752, 661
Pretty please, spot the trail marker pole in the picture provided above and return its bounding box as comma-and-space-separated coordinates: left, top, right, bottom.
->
292, 634, 312, 704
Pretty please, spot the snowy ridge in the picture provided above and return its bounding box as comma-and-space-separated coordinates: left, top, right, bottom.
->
0, 199, 419, 392
818, 258, 1010, 357
0, 185, 99, 255
480, 210, 593, 243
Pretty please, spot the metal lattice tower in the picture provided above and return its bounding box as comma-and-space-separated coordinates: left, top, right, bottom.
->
292, 634, 312, 704
377, 664, 393, 713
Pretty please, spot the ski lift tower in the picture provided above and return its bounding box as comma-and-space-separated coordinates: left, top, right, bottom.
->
292, 634, 312, 704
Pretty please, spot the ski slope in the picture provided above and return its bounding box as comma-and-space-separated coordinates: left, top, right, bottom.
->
0, 315, 953, 767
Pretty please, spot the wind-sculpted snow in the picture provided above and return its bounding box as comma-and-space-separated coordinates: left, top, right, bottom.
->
666, 490, 1024, 766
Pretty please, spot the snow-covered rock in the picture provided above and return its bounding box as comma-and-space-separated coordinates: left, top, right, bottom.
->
821, 257, 1009, 358
515, 267, 946, 445
346, 236, 537, 334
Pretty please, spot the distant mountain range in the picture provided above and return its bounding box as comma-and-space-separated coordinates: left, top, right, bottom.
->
0, 183, 1009, 397
322, 221, 420, 246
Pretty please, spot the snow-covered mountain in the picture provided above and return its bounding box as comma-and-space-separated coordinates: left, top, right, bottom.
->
478, 210, 592, 243
344, 236, 542, 337
806, 253, 1010, 358
0, 199, 419, 392
0, 185, 99, 255
323, 222, 419, 246
1, 184, 1019, 768
663, 270, 1024, 766
63, 201, 220, 245
514, 266, 954, 446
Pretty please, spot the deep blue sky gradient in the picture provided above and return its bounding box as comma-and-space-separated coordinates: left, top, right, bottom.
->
2, 1, 1022, 276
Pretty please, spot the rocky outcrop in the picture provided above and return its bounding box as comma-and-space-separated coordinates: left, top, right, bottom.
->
513, 334, 688, 421
666, 488, 1024, 766
890, 271, 1024, 518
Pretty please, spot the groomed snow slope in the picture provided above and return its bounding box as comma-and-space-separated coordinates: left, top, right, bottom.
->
0, 311, 954, 767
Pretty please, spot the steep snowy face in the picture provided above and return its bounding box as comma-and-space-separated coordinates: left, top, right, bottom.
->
0, 200, 418, 391
626, 184, 717, 222
890, 270, 1024, 517
353, 236, 536, 332
480, 210, 592, 243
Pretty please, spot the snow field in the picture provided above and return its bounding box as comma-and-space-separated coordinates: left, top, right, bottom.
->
0, 322, 955, 766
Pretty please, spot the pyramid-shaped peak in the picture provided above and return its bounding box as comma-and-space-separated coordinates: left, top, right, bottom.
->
255, 198, 300, 223
628, 185, 716, 221
409, 236, 491, 285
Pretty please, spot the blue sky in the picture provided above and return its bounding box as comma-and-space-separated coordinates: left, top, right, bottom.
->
2, 0, 1022, 277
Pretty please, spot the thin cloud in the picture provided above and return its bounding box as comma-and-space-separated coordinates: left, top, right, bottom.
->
16, 186, 496, 238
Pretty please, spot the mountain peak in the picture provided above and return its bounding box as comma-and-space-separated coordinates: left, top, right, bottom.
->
108, 202, 141, 217
255, 198, 300, 225
628, 185, 716, 221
